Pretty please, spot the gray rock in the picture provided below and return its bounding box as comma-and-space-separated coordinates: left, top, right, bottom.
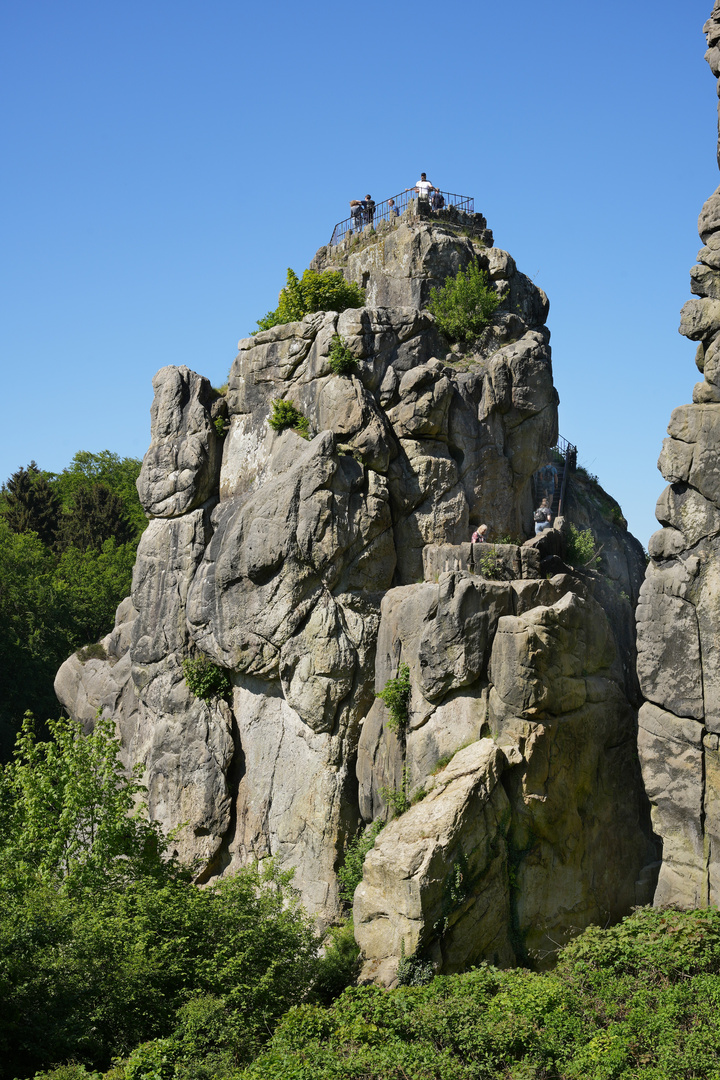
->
638, 702, 706, 908
354, 740, 515, 985
679, 297, 720, 341
636, 560, 704, 720
57, 213, 650, 952
137, 366, 221, 517
698, 187, 720, 244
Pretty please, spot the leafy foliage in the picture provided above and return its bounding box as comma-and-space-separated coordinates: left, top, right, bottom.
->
0, 519, 138, 755
310, 921, 361, 1008
565, 523, 600, 567
182, 657, 232, 704
0, 716, 321, 1079
51, 451, 146, 539
396, 941, 435, 987
1, 461, 62, 546
337, 821, 385, 907
267, 399, 310, 437
376, 663, 411, 734
0, 712, 173, 895
0, 451, 145, 755
379, 767, 410, 818
327, 335, 358, 376
256, 269, 365, 333
59, 483, 135, 551
241, 907, 720, 1080
428, 261, 503, 343
476, 545, 503, 579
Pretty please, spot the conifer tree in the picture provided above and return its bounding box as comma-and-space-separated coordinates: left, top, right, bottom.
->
1, 461, 62, 546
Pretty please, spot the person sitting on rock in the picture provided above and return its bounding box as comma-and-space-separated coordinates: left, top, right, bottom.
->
471, 524, 488, 543
533, 499, 552, 534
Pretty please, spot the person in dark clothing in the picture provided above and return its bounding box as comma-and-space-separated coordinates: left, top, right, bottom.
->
363, 195, 376, 226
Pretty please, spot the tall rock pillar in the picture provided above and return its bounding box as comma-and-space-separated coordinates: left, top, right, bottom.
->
636, 2, 720, 907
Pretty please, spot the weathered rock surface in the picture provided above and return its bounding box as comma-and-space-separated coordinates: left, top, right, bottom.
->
634, 2, 720, 910
56, 210, 651, 975
354, 740, 515, 985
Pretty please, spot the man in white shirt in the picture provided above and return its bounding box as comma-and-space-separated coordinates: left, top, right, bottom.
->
415, 173, 435, 200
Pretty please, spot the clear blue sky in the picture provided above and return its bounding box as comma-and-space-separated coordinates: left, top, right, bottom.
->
0, 0, 716, 547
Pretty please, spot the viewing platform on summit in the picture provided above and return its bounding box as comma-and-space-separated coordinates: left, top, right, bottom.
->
330, 188, 475, 246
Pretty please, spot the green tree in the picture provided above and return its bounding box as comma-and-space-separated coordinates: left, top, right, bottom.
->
428, 260, 504, 343
1, 462, 62, 546
0, 519, 68, 753
256, 269, 365, 332
53, 451, 146, 538
0, 716, 321, 1078
52, 538, 137, 645
58, 483, 136, 551
0, 712, 172, 894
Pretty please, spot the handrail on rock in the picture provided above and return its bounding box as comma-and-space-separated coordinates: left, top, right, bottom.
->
330, 188, 475, 246
534, 437, 577, 521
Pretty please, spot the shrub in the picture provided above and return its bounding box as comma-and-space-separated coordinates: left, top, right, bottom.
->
311, 921, 361, 1006
397, 941, 435, 987
327, 335, 358, 376
428, 261, 503, 343
477, 545, 502, 579
337, 821, 385, 906
565, 524, 600, 568
376, 663, 411, 734
76, 642, 107, 663
213, 416, 227, 438
241, 908, 720, 1080
380, 767, 410, 818
256, 269, 365, 332
182, 657, 232, 703
267, 399, 310, 438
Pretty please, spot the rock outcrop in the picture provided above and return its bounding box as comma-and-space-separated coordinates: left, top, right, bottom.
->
56, 202, 653, 980
635, 2, 720, 908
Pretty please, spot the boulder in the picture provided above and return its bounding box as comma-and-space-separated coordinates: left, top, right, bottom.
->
354, 740, 515, 985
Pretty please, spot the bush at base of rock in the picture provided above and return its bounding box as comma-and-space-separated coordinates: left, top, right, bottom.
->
238, 907, 720, 1080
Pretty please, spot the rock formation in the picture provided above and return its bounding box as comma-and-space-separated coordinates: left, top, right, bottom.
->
56, 200, 653, 983
635, 1, 720, 909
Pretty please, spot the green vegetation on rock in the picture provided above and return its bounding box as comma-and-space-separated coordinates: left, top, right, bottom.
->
256, 268, 365, 333
267, 399, 310, 438
182, 657, 232, 703
566, 523, 601, 567
428, 261, 503, 343
327, 335, 358, 376
337, 820, 385, 907
376, 663, 411, 734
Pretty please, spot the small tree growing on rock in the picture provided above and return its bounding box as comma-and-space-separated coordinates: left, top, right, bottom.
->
428, 261, 503, 343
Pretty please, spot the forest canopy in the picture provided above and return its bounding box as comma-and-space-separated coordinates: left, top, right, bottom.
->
0, 451, 145, 756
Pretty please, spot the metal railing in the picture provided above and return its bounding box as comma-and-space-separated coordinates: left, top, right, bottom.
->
533, 437, 577, 520
330, 189, 475, 246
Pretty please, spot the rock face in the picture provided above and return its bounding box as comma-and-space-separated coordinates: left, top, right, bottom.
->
635, 2, 720, 909
56, 206, 653, 980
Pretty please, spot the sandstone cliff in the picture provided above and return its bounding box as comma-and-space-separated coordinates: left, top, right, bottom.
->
56, 202, 653, 983
635, 0, 720, 909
